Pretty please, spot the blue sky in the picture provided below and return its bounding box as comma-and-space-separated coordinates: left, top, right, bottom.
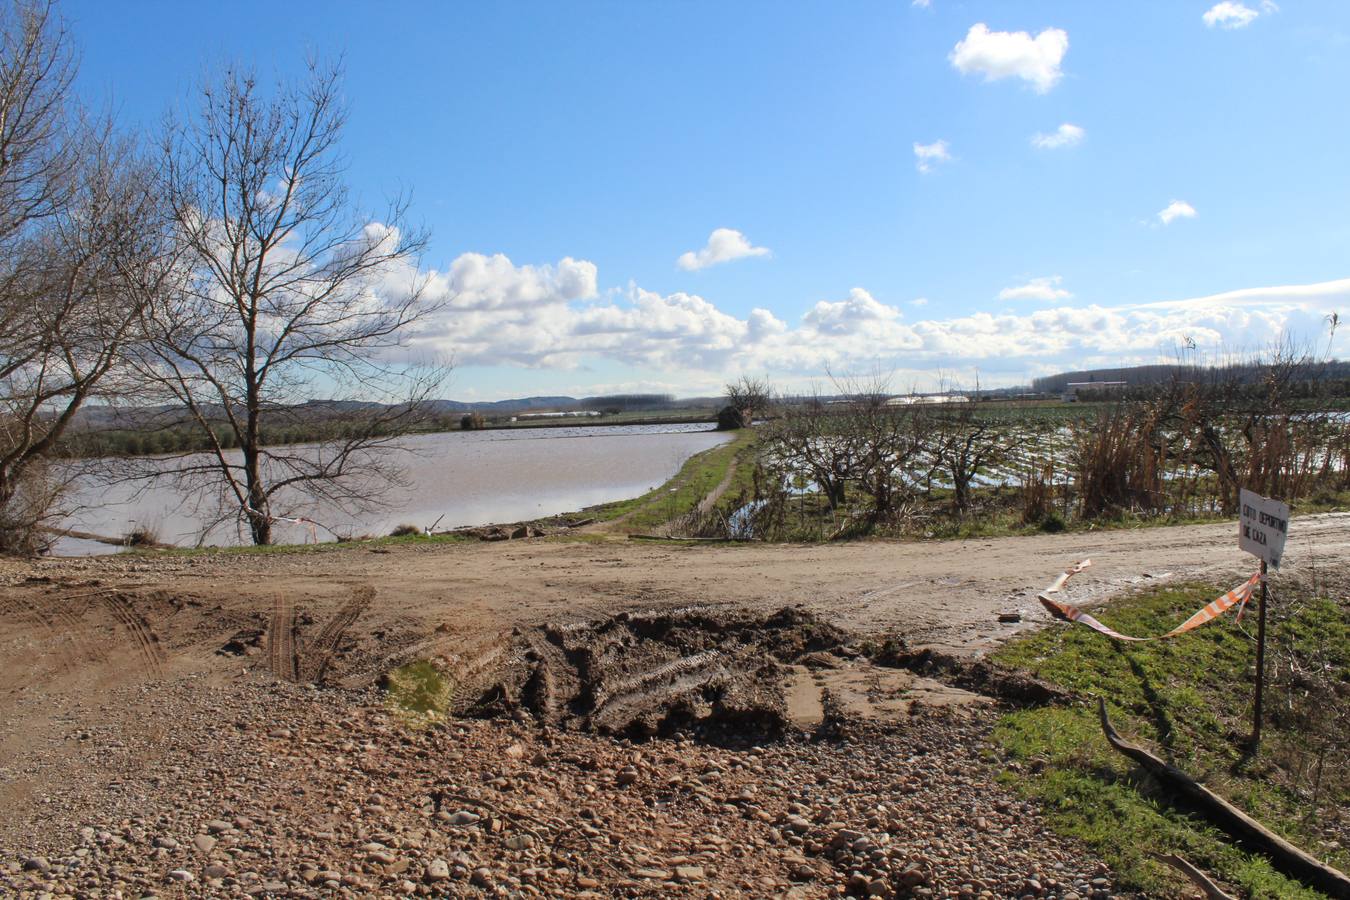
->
68, 0, 1350, 398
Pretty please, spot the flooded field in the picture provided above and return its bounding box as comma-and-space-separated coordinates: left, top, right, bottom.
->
55, 423, 731, 553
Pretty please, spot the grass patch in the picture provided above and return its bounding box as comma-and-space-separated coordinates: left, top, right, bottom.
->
384, 659, 454, 727
990, 582, 1350, 897
578, 428, 757, 530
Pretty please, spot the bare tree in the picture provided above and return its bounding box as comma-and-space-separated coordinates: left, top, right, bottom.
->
138, 60, 445, 545
719, 375, 770, 430
930, 381, 1013, 516
0, 1, 165, 552
760, 374, 931, 520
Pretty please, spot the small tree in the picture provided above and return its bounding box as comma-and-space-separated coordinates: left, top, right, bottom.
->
138, 60, 445, 545
718, 375, 770, 430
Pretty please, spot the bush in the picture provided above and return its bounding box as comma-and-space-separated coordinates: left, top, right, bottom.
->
716, 405, 747, 431
389, 523, 421, 537
1038, 511, 1066, 533
460, 413, 486, 430
122, 525, 161, 547
1020, 465, 1055, 526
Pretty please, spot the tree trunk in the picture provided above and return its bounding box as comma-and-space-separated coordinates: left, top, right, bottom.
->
953, 468, 971, 515
244, 450, 271, 545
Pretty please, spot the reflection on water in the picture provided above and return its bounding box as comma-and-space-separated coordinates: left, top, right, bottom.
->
56, 423, 730, 554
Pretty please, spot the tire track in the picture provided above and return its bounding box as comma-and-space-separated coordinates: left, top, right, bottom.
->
99, 592, 166, 677
268, 593, 298, 682
298, 586, 373, 683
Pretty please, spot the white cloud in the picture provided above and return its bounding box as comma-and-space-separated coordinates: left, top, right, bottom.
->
911, 297, 930, 307
913, 139, 952, 174
1031, 122, 1085, 149
912, 0, 931, 7
382, 247, 1346, 390
1203, 2, 1267, 29
1157, 200, 1198, 225
442, 253, 597, 310
676, 228, 770, 271
949, 23, 1069, 93
998, 276, 1073, 302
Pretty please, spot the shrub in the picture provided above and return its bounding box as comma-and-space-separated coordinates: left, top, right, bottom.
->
122, 524, 161, 547
1020, 464, 1056, 527
389, 523, 421, 537
460, 413, 486, 430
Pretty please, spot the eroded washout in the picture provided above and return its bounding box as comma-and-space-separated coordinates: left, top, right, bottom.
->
450, 606, 1069, 741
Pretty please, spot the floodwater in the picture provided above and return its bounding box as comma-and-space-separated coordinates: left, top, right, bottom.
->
54, 423, 731, 553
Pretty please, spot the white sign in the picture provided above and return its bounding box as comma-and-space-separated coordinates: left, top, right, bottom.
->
1238, 488, 1290, 570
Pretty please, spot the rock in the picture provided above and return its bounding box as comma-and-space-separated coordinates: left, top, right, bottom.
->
192, 835, 217, 853
504, 834, 534, 851
22, 857, 50, 873
673, 865, 705, 882
205, 820, 232, 834
203, 864, 230, 879
616, 766, 639, 786
167, 868, 195, 882
424, 858, 450, 882
446, 810, 480, 826
152, 836, 179, 849
633, 868, 671, 880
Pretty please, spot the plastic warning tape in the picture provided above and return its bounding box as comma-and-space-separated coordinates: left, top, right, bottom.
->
1037, 559, 1261, 642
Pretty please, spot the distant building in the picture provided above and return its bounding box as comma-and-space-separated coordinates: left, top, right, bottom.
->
884, 395, 969, 406
1061, 381, 1127, 402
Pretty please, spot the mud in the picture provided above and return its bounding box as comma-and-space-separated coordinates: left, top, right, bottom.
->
466, 606, 855, 740
874, 640, 1078, 707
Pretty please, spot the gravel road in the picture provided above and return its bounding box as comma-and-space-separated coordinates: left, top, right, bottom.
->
2, 513, 1346, 897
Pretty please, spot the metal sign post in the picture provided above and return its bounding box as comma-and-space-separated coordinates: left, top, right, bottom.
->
1252, 559, 1268, 748
1238, 488, 1289, 750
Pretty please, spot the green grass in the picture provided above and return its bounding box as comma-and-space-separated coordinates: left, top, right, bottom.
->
990, 583, 1350, 897
575, 428, 758, 531
384, 659, 454, 727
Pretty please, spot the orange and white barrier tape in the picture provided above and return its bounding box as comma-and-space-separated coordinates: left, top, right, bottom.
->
1037, 559, 1261, 642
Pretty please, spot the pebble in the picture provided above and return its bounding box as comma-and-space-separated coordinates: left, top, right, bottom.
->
0, 654, 1121, 899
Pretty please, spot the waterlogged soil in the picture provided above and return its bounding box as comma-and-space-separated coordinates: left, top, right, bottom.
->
2, 512, 1349, 897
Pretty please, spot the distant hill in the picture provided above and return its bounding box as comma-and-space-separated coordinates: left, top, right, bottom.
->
71, 393, 721, 430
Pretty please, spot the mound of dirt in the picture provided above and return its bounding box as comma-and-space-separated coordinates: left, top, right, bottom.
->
467, 606, 853, 740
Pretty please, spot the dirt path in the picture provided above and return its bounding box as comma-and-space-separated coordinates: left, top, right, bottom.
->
686, 445, 742, 518
2, 513, 1347, 896
6, 512, 1348, 660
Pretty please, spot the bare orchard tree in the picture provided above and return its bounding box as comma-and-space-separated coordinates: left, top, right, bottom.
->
930, 382, 1013, 516
0, 1, 166, 552
139, 61, 446, 545
761, 374, 931, 519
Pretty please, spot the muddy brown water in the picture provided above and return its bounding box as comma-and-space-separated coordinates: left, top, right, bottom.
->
53, 423, 731, 552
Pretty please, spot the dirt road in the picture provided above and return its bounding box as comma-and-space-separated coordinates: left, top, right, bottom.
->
2, 514, 1347, 896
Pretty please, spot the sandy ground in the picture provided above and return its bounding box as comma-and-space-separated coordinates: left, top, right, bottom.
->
2, 513, 1347, 897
